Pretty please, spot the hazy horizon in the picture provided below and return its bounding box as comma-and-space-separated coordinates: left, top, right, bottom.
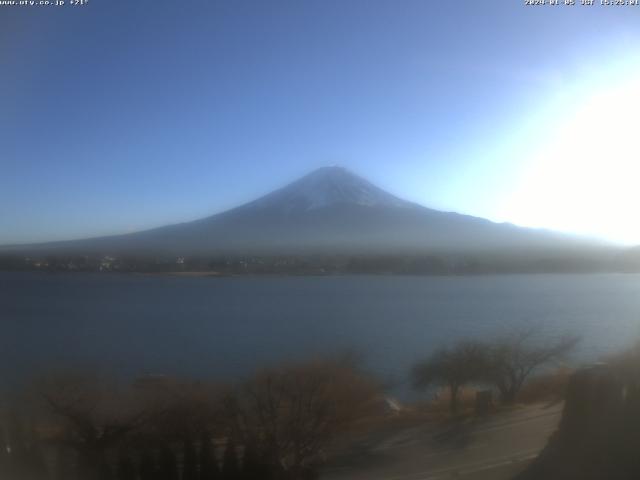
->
3, 1, 640, 245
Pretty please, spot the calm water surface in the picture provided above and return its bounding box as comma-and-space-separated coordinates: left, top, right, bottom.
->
2, 272, 640, 393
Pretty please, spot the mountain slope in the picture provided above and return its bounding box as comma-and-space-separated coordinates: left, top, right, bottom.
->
2, 166, 604, 256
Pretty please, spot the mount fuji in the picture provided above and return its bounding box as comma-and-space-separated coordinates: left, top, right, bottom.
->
4, 166, 601, 256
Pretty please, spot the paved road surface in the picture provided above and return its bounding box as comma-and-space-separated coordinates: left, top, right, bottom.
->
321, 403, 562, 480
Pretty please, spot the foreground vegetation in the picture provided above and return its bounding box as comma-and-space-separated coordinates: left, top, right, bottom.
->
0, 331, 584, 480
0, 357, 380, 480
412, 330, 579, 413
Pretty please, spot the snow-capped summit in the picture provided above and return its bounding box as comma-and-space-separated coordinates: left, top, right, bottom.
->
245, 166, 411, 214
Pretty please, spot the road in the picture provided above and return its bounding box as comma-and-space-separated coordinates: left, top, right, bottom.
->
321, 403, 562, 480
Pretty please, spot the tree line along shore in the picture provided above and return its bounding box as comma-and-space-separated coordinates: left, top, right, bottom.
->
1, 248, 636, 275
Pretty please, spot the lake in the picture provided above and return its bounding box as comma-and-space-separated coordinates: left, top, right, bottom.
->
2, 272, 640, 395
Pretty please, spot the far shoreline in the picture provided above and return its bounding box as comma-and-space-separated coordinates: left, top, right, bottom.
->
1, 269, 638, 278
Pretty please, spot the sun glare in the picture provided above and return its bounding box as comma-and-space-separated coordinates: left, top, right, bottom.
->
502, 74, 640, 245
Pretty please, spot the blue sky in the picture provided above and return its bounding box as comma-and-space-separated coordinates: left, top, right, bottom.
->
2, 0, 640, 244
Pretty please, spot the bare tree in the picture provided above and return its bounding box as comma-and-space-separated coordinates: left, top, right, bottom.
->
229, 357, 379, 477
38, 373, 155, 480
131, 375, 227, 442
485, 331, 579, 404
412, 341, 489, 414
